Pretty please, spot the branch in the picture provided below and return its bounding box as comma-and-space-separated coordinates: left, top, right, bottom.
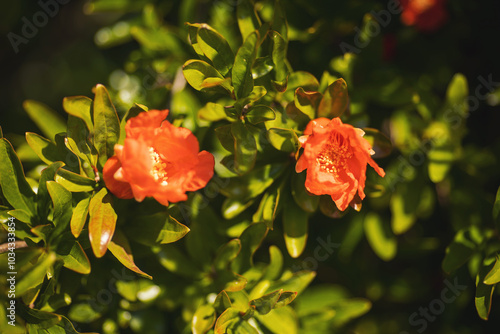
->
0, 240, 28, 254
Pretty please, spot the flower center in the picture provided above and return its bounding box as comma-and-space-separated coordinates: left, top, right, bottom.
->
316, 133, 353, 177
149, 147, 169, 186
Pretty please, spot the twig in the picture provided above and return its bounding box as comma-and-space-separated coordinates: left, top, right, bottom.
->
0, 240, 28, 254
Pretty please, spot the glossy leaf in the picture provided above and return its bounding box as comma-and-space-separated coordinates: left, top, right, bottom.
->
476, 259, 496, 320
214, 291, 233, 315
249, 290, 282, 315
267, 271, 316, 296
232, 31, 258, 99
37, 162, 64, 220
47, 181, 73, 240
231, 120, 257, 174
214, 239, 242, 271
267, 128, 299, 153
70, 196, 91, 238
183, 59, 231, 93
192, 304, 216, 334
197, 24, 234, 76
108, 229, 152, 279
23, 100, 66, 141
253, 185, 281, 229
57, 237, 91, 274
55, 168, 97, 192
222, 197, 255, 219
283, 202, 308, 258
232, 222, 268, 274
245, 105, 276, 124
484, 256, 500, 285
93, 84, 120, 168
89, 188, 117, 258
0, 138, 36, 215
256, 306, 298, 334
62, 96, 94, 132
198, 103, 228, 122
25, 132, 61, 165
263, 246, 283, 281
318, 78, 349, 118
271, 31, 288, 91
294, 87, 321, 119
292, 172, 319, 213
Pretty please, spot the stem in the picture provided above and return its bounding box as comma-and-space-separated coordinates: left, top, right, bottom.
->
0, 240, 28, 254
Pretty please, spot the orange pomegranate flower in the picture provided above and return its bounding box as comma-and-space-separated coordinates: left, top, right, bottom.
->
296, 117, 385, 211
400, 0, 448, 32
103, 109, 214, 206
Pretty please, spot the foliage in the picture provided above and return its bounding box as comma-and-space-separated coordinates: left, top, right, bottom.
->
1, 0, 500, 333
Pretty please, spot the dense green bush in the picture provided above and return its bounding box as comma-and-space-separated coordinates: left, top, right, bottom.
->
1, 0, 500, 333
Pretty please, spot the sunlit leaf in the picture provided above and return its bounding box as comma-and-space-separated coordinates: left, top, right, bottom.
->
89, 188, 117, 258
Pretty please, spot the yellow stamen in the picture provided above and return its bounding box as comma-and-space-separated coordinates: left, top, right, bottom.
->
316, 133, 353, 177
149, 147, 169, 185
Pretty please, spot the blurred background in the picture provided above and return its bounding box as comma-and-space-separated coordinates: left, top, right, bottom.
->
1, 0, 500, 333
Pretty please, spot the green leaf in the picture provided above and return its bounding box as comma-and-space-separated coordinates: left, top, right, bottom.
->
17, 252, 56, 296
197, 24, 234, 76
442, 227, 482, 273
93, 84, 120, 169
214, 239, 242, 271
245, 105, 276, 124
267, 128, 299, 153
187, 23, 209, 60
319, 195, 347, 219
215, 124, 235, 153
192, 304, 216, 334
272, 0, 288, 40
198, 103, 228, 122
108, 229, 152, 279
183, 59, 231, 93
292, 172, 319, 213
214, 291, 233, 315
23, 100, 66, 141
274, 291, 297, 309
215, 308, 258, 334
37, 162, 64, 220
222, 197, 255, 219
271, 31, 289, 91
70, 196, 91, 238
89, 187, 117, 258
268, 271, 316, 295
390, 185, 416, 235
362, 128, 392, 159
294, 88, 321, 119
232, 222, 268, 274
318, 78, 349, 118
118, 104, 147, 145
63, 96, 94, 132
25, 132, 60, 165
8, 209, 32, 224
484, 256, 500, 285
283, 202, 308, 258
0, 138, 36, 215
233, 31, 259, 99
56, 236, 91, 274
47, 181, 73, 240
364, 212, 396, 261
252, 56, 274, 79
55, 168, 97, 192
256, 306, 298, 334
249, 290, 282, 315
253, 185, 281, 229
476, 259, 496, 320
263, 246, 283, 281
158, 216, 190, 244
236, 0, 261, 40
220, 164, 285, 201
231, 120, 257, 174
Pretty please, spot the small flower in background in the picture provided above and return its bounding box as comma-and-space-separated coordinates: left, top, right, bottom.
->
400, 0, 448, 32
296, 118, 385, 211
103, 109, 214, 206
